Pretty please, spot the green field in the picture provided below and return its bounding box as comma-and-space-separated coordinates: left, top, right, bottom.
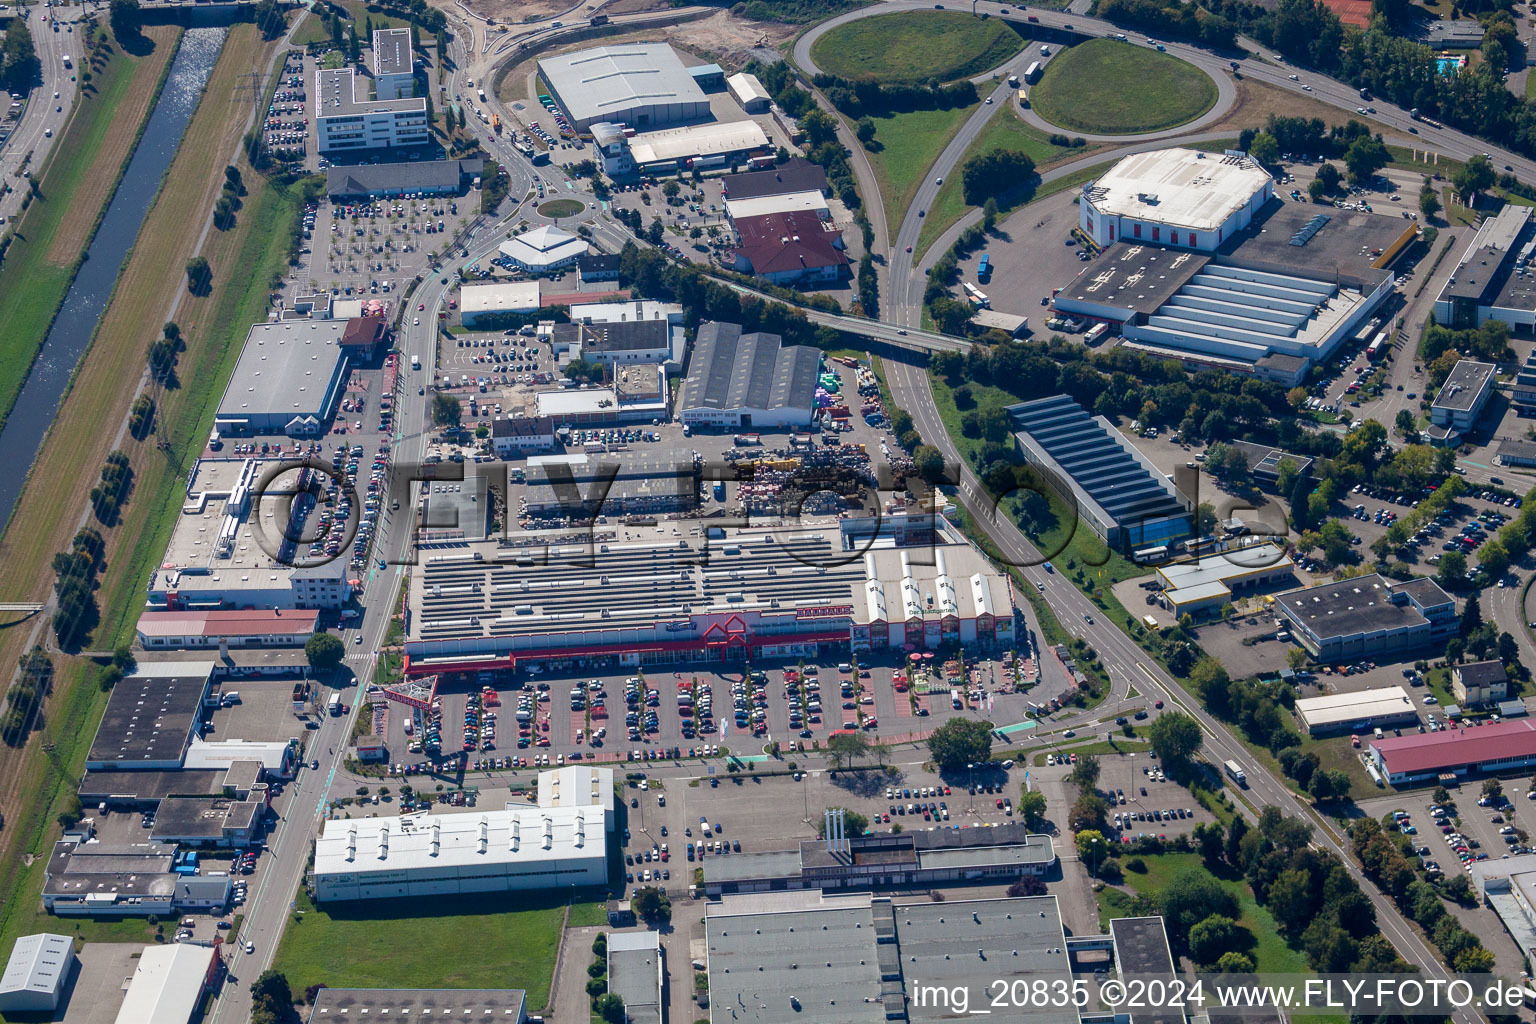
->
274, 890, 598, 1009
1029, 39, 1217, 135
865, 102, 978, 232
915, 105, 1086, 258
810, 11, 1026, 84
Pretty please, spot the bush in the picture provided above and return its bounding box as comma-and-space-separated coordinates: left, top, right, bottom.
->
1125, 857, 1147, 873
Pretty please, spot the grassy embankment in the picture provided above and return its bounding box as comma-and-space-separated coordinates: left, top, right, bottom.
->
0, 25, 181, 432
1029, 39, 1217, 135
0, 22, 303, 958
809, 10, 1026, 85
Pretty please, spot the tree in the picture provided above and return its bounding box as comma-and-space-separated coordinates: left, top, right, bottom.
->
305, 632, 345, 670
826, 730, 870, 769
855, 116, 876, 146
1395, 408, 1417, 438
185, 256, 211, 294
431, 392, 461, 427
961, 148, 1035, 206
1247, 132, 1280, 165
0, 19, 39, 94
913, 445, 947, 485
1019, 788, 1048, 830
1438, 548, 1467, 585
1343, 135, 1389, 184
1161, 868, 1239, 936
630, 886, 672, 924
1420, 187, 1442, 219
926, 718, 992, 772
249, 970, 294, 1024
1069, 753, 1101, 790
109, 0, 141, 40
1307, 177, 1330, 202
1148, 711, 1202, 766
1315, 162, 1342, 193
1195, 821, 1225, 866
982, 196, 999, 231
1461, 592, 1483, 637
593, 993, 627, 1024
1007, 874, 1046, 897
1076, 829, 1108, 875
1215, 951, 1255, 974
1189, 914, 1244, 966
647, 218, 665, 245
1069, 792, 1109, 833
1453, 154, 1497, 201
800, 107, 838, 147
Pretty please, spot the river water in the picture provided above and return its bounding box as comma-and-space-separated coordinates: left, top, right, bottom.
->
0, 25, 229, 533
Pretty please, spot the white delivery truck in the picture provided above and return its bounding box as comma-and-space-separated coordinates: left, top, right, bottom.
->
411, 354, 421, 370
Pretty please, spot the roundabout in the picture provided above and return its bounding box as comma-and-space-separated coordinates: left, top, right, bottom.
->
537, 198, 586, 219
1026, 39, 1219, 136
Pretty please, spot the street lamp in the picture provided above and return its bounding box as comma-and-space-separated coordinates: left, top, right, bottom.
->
967, 763, 976, 813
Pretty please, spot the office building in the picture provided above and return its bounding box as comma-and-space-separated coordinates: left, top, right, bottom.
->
0, 934, 74, 1014
678, 321, 821, 428
213, 320, 350, 436
312, 803, 610, 902
550, 318, 672, 368
539, 43, 712, 132
1433, 206, 1536, 330
578, 252, 622, 282
1226, 441, 1314, 486
401, 516, 1015, 676
491, 415, 557, 457
460, 281, 542, 326
1454, 660, 1510, 706
314, 67, 429, 154
1293, 686, 1418, 735
1428, 359, 1495, 445
1079, 148, 1273, 251
1007, 394, 1193, 551
146, 459, 352, 610
1275, 574, 1457, 663
371, 28, 414, 100
499, 224, 588, 274
1369, 718, 1536, 785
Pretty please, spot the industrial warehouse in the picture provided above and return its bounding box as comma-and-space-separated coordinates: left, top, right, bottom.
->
1057, 150, 1416, 383
1008, 394, 1193, 551
1153, 542, 1295, 617
677, 321, 823, 428
1275, 574, 1457, 662
700, 820, 1055, 896
1432, 205, 1536, 330
538, 43, 713, 133
213, 320, 352, 437
1293, 685, 1418, 735
312, 766, 615, 901
1368, 719, 1536, 785
400, 516, 1015, 676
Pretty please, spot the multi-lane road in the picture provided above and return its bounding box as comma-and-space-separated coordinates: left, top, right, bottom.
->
0, 3, 82, 227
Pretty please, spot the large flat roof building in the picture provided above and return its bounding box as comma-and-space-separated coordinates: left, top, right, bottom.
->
607, 932, 662, 1024
1008, 395, 1193, 551
401, 517, 1015, 676
314, 67, 428, 154
1294, 685, 1418, 735
1369, 718, 1536, 784
1079, 148, 1273, 251
678, 321, 821, 428
460, 281, 542, 326
704, 891, 1075, 1024
722, 158, 828, 201
312, 801, 609, 901
626, 119, 770, 171
146, 459, 352, 611
1276, 574, 1457, 663
539, 43, 711, 132
214, 320, 350, 436
87, 661, 214, 771
1058, 199, 1410, 382
1433, 205, 1536, 330
326, 157, 483, 199
0, 934, 75, 1013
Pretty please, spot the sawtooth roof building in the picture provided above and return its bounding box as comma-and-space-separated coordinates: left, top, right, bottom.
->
1008, 395, 1193, 551
677, 321, 821, 428
539, 43, 711, 132
400, 516, 1015, 677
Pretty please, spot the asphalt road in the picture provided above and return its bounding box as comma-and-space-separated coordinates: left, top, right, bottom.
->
0, 2, 84, 227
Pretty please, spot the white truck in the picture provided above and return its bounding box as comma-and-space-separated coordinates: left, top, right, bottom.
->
1223, 760, 1247, 787
410, 354, 421, 370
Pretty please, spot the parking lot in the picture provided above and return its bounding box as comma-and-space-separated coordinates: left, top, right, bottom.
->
973, 189, 1095, 328
263, 50, 308, 168
301, 190, 476, 301
433, 329, 559, 405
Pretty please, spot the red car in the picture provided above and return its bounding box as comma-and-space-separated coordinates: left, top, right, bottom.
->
1154, 700, 1164, 709
418, 302, 425, 311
